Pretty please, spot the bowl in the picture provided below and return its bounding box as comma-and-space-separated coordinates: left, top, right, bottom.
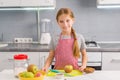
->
19, 75, 44, 80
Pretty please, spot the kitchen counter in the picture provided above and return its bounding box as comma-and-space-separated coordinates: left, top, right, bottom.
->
0, 43, 50, 52
0, 43, 120, 52
86, 42, 120, 52
0, 69, 120, 80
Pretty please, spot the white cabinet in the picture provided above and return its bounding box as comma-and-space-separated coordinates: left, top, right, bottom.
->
97, 0, 120, 5
78, 52, 102, 66
102, 52, 120, 70
21, 0, 55, 7
0, 0, 20, 6
21, 0, 41, 7
0, 52, 13, 71
39, 52, 49, 69
0, 52, 40, 71
0, 0, 56, 7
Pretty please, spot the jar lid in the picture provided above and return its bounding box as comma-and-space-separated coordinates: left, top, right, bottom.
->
14, 54, 28, 60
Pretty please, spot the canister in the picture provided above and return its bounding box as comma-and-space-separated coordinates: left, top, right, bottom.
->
13, 54, 28, 77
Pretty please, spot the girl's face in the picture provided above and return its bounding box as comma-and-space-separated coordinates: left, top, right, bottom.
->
57, 14, 74, 34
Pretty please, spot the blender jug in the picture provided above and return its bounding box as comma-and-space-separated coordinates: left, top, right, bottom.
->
40, 19, 51, 44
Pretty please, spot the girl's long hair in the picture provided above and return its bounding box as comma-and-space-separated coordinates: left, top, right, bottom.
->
56, 8, 80, 58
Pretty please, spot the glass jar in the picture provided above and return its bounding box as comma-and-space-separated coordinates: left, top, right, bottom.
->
13, 54, 28, 78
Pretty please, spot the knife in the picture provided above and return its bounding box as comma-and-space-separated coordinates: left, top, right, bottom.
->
50, 69, 60, 73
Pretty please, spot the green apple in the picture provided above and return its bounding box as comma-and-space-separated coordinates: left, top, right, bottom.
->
64, 65, 73, 73
19, 71, 27, 77
27, 64, 38, 74
25, 72, 34, 78
20, 71, 34, 78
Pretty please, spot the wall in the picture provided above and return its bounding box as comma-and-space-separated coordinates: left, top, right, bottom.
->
0, 0, 120, 42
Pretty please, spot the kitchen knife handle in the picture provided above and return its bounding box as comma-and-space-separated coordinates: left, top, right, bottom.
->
50, 69, 60, 73
8, 58, 14, 62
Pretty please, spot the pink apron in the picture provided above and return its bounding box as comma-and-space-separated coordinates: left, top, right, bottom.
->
54, 34, 79, 70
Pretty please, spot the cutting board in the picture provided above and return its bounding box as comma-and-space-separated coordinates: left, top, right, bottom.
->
46, 70, 83, 77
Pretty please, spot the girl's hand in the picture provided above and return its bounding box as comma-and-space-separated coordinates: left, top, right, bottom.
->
42, 67, 48, 72
79, 65, 86, 72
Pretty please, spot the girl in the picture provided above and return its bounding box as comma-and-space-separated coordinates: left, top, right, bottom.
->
42, 8, 87, 72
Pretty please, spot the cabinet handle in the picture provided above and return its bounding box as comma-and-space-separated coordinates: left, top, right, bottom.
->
8, 58, 14, 61
111, 59, 120, 63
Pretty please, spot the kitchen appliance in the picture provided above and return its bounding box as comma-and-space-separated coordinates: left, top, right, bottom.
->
40, 18, 51, 45
85, 41, 102, 70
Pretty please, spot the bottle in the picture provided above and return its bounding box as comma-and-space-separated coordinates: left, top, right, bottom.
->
13, 54, 28, 78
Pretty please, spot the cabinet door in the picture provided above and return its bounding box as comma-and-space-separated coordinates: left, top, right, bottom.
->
21, 0, 41, 6
0, 52, 14, 71
38, 0, 55, 6
39, 52, 49, 69
0, 0, 20, 7
78, 52, 102, 66
102, 52, 120, 70
0, 0, 55, 7
0, 52, 40, 71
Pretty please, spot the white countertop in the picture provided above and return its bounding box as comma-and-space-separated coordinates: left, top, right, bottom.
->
0, 70, 120, 80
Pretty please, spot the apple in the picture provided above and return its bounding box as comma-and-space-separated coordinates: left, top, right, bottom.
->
20, 71, 34, 78
27, 64, 38, 74
25, 72, 34, 78
37, 70, 46, 75
34, 72, 41, 77
19, 71, 26, 77
64, 65, 73, 73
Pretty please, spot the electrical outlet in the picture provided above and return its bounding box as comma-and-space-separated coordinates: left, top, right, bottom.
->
14, 38, 33, 43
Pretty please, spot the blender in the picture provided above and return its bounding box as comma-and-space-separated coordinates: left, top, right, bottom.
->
40, 18, 51, 45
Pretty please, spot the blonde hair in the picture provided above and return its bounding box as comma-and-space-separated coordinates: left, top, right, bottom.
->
56, 8, 80, 58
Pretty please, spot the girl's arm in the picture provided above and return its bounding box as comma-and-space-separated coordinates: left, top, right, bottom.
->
79, 49, 88, 71
42, 50, 55, 72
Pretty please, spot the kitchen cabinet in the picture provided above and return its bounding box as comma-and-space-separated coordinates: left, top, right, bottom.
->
0, 52, 13, 71
102, 52, 120, 70
78, 52, 102, 66
39, 52, 49, 69
0, 0, 20, 7
0, 52, 40, 71
21, 0, 55, 7
0, 0, 56, 7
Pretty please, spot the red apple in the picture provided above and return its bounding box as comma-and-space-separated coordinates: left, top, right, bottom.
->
37, 70, 46, 75
64, 65, 73, 73
34, 72, 41, 77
